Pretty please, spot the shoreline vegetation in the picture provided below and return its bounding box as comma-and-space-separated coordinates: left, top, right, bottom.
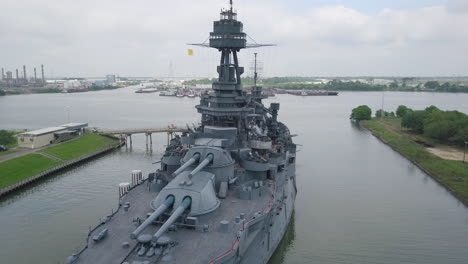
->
350, 105, 468, 206
0, 134, 119, 190
186, 77, 468, 93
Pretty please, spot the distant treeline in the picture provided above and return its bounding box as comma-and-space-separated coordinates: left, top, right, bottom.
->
185, 78, 468, 93
0, 90, 5, 96
34, 88, 62, 94
89, 85, 120, 91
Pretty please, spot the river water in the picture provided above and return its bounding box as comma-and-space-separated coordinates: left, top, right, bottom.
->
0, 88, 467, 264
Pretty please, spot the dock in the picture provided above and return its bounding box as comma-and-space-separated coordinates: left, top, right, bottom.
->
94, 126, 188, 151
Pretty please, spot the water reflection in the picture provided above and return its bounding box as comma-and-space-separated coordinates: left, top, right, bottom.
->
268, 212, 296, 264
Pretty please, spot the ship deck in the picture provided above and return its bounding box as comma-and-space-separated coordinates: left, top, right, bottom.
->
74, 181, 273, 264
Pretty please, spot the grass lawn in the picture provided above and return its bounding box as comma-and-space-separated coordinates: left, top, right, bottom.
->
381, 117, 402, 129
362, 119, 468, 205
42, 134, 118, 161
0, 154, 62, 189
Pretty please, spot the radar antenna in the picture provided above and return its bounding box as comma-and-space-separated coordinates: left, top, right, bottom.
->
254, 53, 258, 86
187, 0, 275, 49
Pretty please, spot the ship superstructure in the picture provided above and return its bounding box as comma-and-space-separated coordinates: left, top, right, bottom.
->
67, 1, 297, 264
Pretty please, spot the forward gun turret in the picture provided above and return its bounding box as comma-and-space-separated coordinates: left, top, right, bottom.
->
189, 154, 214, 179
152, 196, 192, 242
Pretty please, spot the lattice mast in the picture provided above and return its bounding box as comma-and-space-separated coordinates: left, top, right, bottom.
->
193, 1, 274, 133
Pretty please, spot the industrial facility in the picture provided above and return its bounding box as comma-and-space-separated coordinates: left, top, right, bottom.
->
17, 123, 88, 149
0, 64, 46, 88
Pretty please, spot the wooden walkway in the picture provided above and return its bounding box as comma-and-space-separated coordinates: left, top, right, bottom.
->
94, 126, 188, 151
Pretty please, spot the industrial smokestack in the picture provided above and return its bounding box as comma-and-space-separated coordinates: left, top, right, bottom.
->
1, 68, 4, 80
41, 64, 45, 83
16, 69, 19, 82
34, 67, 37, 83
23, 65, 27, 81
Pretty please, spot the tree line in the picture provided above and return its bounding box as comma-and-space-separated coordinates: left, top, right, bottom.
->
185, 78, 468, 93
0, 130, 16, 147
398, 105, 468, 146
350, 104, 468, 146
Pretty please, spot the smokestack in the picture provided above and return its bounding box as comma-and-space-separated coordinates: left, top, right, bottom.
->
1, 68, 4, 80
41, 64, 45, 83
34, 67, 37, 83
23, 65, 27, 81
16, 69, 19, 82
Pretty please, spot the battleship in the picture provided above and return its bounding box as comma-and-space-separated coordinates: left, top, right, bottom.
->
66, 1, 297, 263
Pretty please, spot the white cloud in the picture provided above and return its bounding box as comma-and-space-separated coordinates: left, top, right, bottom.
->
0, 0, 467, 77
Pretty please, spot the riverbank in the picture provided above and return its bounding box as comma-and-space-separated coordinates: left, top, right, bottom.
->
0, 134, 122, 195
362, 119, 468, 207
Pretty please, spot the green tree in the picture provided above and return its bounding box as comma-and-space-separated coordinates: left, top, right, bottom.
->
424, 105, 440, 114
0, 130, 16, 146
351, 105, 372, 121
424, 110, 468, 143
440, 82, 451, 92
424, 120, 457, 141
389, 80, 399, 89
396, 105, 411, 117
424, 81, 440, 89
0, 90, 5, 96
452, 125, 468, 145
375, 109, 383, 118
401, 110, 428, 133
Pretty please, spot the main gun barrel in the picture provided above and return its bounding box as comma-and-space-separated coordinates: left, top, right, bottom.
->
189, 154, 213, 178
130, 196, 175, 239
172, 153, 201, 176
152, 196, 192, 242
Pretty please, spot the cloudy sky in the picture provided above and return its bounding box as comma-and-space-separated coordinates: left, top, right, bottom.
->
1, 0, 467, 78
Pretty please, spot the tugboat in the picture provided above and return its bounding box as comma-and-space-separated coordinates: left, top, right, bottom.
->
66, 1, 297, 263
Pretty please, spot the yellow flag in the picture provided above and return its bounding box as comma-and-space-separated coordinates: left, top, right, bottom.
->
188, 49, 194, 56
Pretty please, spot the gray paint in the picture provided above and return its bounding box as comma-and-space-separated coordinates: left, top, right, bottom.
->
68, 2, 296, 263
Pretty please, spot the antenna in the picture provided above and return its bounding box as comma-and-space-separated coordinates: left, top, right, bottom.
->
230, 0, 233, 12
254, 53, 258, 87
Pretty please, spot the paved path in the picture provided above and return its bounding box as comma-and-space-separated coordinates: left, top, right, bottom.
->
0, 148, 36, 162
0, 138, 78, 163
38, 152, 63, 161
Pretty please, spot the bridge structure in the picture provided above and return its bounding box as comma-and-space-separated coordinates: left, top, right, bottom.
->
93, 126, 188, 152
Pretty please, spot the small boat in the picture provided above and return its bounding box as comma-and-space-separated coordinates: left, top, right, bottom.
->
187, 90, 196, 98
135, 88, 159, 93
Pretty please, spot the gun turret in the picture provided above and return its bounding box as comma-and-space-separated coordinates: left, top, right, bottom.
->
152, 196, 192, 242
188, 154, 214, 179
130, 196, 175, 239
172, 153, 201, 177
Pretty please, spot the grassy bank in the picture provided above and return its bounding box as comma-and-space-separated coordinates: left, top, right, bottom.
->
0, 154, 62, 189
0, 134, 119, 190
362, 119, 468, 206
42, 134, 118, 161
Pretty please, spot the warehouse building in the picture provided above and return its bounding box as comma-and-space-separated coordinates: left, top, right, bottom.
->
17, 123, 88, 149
